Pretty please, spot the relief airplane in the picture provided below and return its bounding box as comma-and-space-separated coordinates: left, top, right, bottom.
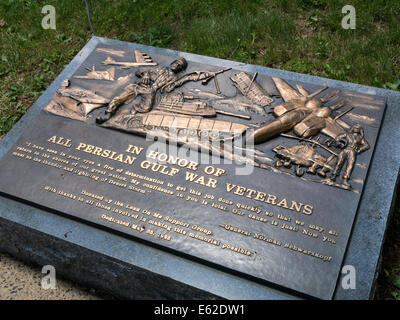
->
101, 50, 158, 68
43, 54, 373, 190
245, 77, 352, 144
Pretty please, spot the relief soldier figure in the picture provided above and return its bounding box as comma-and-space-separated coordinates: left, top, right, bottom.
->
95, 58, 231, 124
43, 48, 380, 192
96, 57, 189, 123
330, 124, 370, 188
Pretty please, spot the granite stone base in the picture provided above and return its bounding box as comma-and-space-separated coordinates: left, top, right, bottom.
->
0, 37, 399, 299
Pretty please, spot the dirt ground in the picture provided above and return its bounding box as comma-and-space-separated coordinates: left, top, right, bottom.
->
375, 192, 400, 300
0, 252, 109, 300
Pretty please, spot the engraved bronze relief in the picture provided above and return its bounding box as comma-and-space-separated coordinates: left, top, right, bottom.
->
101, 49, 158, 68
44, 47, 382, 191
74, 66, 115, 81
0, 40, 388, 300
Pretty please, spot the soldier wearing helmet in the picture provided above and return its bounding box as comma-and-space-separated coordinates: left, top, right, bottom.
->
96, 57, 188, 124
330, 124, 370, 188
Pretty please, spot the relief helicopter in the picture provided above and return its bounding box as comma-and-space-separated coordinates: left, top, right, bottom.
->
44, 51, 368, 188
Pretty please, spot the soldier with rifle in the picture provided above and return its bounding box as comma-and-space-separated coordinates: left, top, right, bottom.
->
96, 57, 187, 123
330, 124, 370, 188
96, 57, 230, 124
161, 68, 231, 93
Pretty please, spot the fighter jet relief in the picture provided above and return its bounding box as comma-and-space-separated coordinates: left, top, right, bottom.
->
44, 46, 382, 192
245, 77, 372, 190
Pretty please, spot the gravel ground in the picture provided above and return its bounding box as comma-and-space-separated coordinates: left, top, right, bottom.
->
0, 252, 106, 300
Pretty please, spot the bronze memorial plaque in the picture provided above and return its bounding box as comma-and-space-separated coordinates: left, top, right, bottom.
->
0, 42, 387, 299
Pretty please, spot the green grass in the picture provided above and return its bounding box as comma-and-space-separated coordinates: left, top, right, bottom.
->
0, 0, 399, 298
0, 1, 399, 127
376, 197, 400, 300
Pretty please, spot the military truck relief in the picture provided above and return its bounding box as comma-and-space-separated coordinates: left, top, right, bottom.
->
45, 48, 384, 191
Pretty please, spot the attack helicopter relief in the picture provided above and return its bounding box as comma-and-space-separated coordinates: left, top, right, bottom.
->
44, 47, 383, 191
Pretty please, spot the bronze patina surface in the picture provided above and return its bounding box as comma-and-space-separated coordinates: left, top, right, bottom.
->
0, 43, 387, 299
